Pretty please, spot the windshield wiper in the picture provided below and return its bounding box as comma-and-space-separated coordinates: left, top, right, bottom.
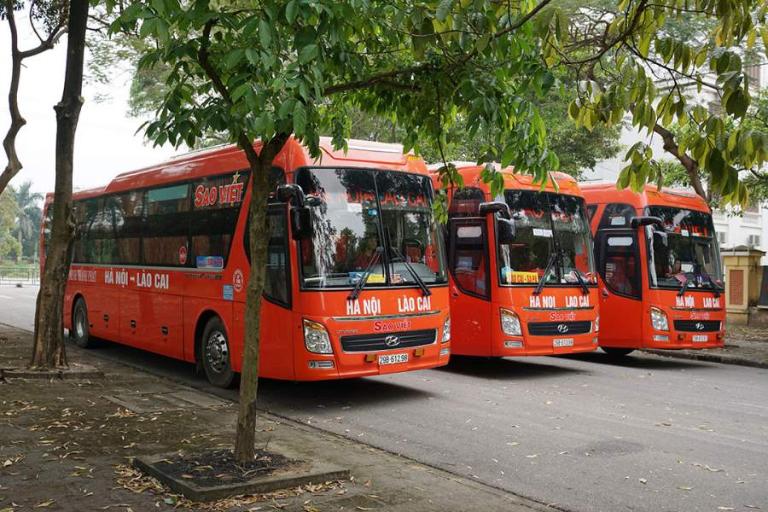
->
533, 250, 559, 296
677, 277, 690, 297
699, 273, 722, 297
572, 269, 590, 295
347, 246, 383, 301
390, 247, 431, 297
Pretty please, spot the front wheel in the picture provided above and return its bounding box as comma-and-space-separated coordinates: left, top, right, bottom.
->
71, 298, 94, 348
602, 347, 634, 357
201, 317, 236, 388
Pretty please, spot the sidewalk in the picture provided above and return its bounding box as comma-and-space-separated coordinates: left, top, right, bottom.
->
644, 325, 768, 369
0, 325, 551, 512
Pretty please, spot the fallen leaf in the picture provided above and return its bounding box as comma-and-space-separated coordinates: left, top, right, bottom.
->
639, 478, 647, 484
677, 486, 693, 491
35, 500, 55, 508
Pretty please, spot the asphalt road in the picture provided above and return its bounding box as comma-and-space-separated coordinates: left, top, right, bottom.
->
2, 285, 766, 512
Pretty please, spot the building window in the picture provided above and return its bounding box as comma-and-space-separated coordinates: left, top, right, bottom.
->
717, 231, 727, 245
747, 234, 761, 247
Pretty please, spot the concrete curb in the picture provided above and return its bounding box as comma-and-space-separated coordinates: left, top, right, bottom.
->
643, 349, 768, 369
133, 453, 350, 502
0, 363, 104, 380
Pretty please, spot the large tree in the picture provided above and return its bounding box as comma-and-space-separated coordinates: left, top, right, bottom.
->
30, 0, 89, 369
112, 0, 563, 462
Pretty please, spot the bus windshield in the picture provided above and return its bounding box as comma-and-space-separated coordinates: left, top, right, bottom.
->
296, 167, 447, 289
645, 206, 723, 290
498, 190, 595, 286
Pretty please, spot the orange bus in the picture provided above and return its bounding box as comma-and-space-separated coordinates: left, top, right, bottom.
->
42, 138, 451, 386
582, 183, 725, 356
432, 164, 599, 357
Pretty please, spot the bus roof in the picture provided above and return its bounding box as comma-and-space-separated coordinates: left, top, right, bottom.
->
430, 163, 582, 197
580, 182, 710, 213
68, 137, 426, 201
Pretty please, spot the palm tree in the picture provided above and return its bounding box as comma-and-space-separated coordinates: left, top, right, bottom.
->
10, 182, 44, 262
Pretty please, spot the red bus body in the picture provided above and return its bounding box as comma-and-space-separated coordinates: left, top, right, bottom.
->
582, 184, 725, 352
42, 138, 451, 381
433, 165, 599, 357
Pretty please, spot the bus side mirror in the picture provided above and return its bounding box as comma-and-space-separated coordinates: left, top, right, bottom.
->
479, 201, 511, 220
497, 218, 516, 245
630, 216, 663, 229
290, 206, 313, 240
277, 184, 306, 207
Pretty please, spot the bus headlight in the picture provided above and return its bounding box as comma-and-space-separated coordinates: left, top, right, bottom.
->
650, 307, 669, 331
500, 308, 522, 336
593, 315, 600, 333
441, 316, 451, 343
303, 319, 332, 354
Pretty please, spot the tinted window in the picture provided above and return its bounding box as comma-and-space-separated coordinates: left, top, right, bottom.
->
599, 203, 635, 229
114, 191, 144, 265
190, 171, 249, 268
449, 187, 484, 217
601, 233, 640, 298
264, 207, 290, 305
143, 184, 190, 266
450, 220, 489, 298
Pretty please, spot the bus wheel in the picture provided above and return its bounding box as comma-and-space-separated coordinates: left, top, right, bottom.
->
71, 298, 93, 348
201, 317, 236, 388
602, 347, 634, 357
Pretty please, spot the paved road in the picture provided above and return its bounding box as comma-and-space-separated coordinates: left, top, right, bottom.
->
2, 286, 766, 512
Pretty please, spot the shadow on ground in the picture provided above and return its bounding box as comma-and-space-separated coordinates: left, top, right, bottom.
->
560, 351, 715, 370
436, 355, 589, 380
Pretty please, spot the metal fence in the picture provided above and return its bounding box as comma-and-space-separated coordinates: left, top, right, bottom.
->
0, 266, 40, 285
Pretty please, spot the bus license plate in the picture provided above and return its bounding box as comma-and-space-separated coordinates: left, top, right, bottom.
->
692, 335, 708, 343
379, 353, 408, 365
553, 338, 574, 348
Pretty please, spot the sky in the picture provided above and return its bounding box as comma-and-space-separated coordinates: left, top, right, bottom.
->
0, 13, 178, 197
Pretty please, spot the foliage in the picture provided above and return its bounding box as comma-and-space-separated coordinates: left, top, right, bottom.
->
551, 0, 768, 205
111, 0, 564, 194
10, 181, 43, 259
0, 188, 21, 259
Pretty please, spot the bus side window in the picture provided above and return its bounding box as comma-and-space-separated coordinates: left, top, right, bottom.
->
601, 235, 640, 298
450, 222, 489, 299
263, 207, 291, 307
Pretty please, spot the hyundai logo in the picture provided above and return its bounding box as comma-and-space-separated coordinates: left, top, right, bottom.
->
557, 324, 569, 334
384, 335, 401, 347
695, 322, 705, 331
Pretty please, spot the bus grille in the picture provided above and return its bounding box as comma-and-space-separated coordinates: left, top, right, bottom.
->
674, 320, 721, 332
527, 321, 592, 336
340, 329, 437, 352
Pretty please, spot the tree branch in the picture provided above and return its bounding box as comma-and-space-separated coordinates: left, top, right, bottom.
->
653, 123, 707, 200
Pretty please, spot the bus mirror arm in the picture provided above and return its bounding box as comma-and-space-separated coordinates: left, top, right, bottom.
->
276, 184, 306, 207
630, 216, 663, 229
290, 206, 313, 241
479, 201, 511, 220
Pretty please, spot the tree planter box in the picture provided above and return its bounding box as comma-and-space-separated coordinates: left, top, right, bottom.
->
133, 447, 350, 502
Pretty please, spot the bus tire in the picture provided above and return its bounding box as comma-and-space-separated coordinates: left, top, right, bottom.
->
201, 317, 236, 389
602, 347, 634, 357
71, 298, 93, 348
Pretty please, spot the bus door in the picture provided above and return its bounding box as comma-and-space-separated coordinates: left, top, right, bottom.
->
238, 204, 294, 379
448, 216, 492, 355
595, 228, 643, 347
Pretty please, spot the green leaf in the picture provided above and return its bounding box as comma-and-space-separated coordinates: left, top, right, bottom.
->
436, 0, 452, 22
293, 101, 307, 136
725, 89, 749, 118
259, 18, 272, 48
298, 44, 319, 64
285, 0, 298, 23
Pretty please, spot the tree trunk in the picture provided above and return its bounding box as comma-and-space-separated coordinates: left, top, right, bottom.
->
653, 124, 707, 200
30, 0, 88, 369
233, 133, 289, 462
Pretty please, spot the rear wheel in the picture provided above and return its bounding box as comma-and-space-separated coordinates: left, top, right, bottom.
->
201, 317, 236, 388
602, 347, 634, 357
71, 298, 93, 348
